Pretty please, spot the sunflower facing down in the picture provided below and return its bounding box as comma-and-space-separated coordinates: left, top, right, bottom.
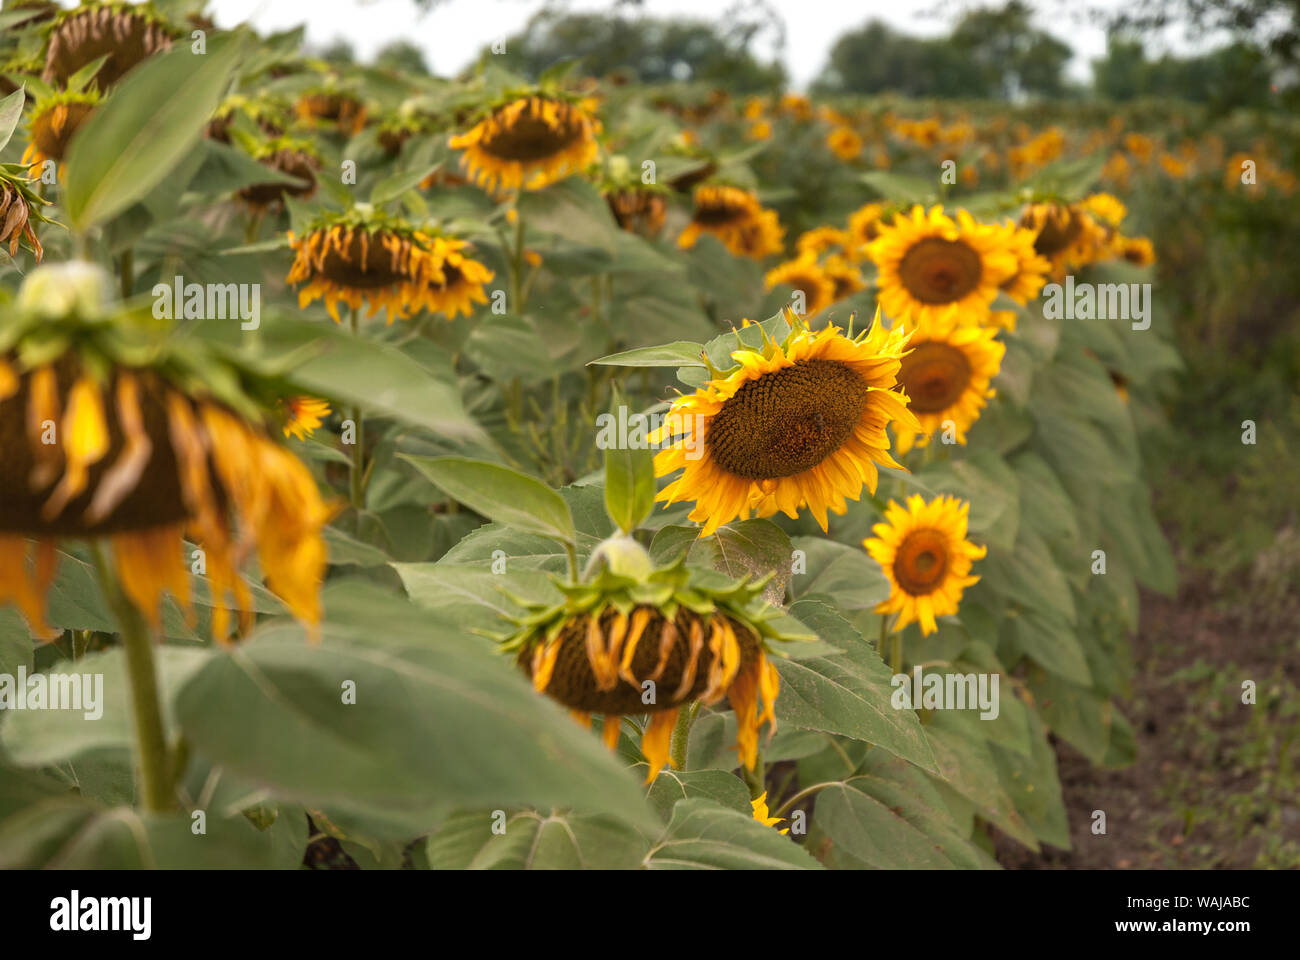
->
677, 184, 784, 260
867, 205, 1018, 327
449, 94, 600, 194
22, 89, 101, 177
0, 263, 331, 642
1018, 201, 1109, 279
864, 494, 986, 635
653, 311, 918, 536
42, 2, 175, 89
891, 308, 1004, 455
287, 213, 493, 323
501, 539, 807, 781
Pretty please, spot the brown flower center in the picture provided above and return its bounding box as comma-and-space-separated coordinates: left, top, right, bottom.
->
480, 102, 586, 162
897, 236, 983, 304
1024, 206, 1081, 257
897, 341, 971, 414
706, 359, 869, 480
893, 529, 950, 596
318, 229, 412, 288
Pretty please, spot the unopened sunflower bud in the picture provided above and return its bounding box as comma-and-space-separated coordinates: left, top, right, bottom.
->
584, 533, 653, 581
18, 261, 114, 319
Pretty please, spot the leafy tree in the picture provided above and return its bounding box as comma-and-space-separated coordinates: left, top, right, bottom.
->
949, 1, 1074, 98
814, 20, 990, 98
375, 40, 430, 76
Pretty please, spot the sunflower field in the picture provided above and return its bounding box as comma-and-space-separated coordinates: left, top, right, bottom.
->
0, 0, 1291, 873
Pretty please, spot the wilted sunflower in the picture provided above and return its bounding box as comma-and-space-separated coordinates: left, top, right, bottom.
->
653, 311, 918, 536
1019, 201, 1108, 278
764, 254, 836, 318
22, 89, 101, 178
42, 2, 174, 88
501, 537, 807, 781
295, 89, 368, 137
677, 185, 784, 260
281, 396, 331, 441
234, 136, 320, 213
868, 205, 1018, 327
891, 308, 1004, 455
287, 210, 493, 324
0, 263, 330, 642
864, 494, 986, 636
0, 169, 52, 263
449, 94, 600, 194
605, 187, 668, 237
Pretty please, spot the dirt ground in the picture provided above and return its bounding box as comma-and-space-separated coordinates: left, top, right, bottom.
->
996, 568, 1300, 869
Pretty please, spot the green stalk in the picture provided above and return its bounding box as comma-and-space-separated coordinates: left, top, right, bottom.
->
349, 307, 365, 508
89, 542, 173, 813
669, 701, 700, 772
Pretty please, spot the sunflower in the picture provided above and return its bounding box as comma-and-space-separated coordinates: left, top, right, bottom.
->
747, 120, 772, 141
502, 539, 806, 781
1018, 202, 1109, 278
1081, 192, 1127, 228
235, 136, 320, 212
605, 187, 668, 237
890, 308, 1004, 455
795, 226, 850, 257
822, 254, 865, 301
992, 221, 1052, 306
295, 90, 367, 137
0, 171, 50, 263
751, 791, 790, 833
449, 94, 600, 194
653, 311, 918, 536
846, 202, 886, 259
1117, 235, 1155, 267
764, 254, 836, 317
677, 185, 784, 260
864, 494, 986, 635
827, 126, 863, 161
867, 205, 1018, 327
287, 212, 494, 324
281, 397, 331, 441
42, 2, 174, 88
21, 89, 101, 177
0, 263, 330, 642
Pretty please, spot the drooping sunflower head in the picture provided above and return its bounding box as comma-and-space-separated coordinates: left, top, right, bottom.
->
867, 205, 1018, 325
764, 253, 836, 318
0, 168, 52, 263
1018, 201, 1109, 277
234, 135, 320, 212
286, 208, 494, 324
449, 93, 600, 195
604, 187, 668, 237
677, 184, 784, 260
42, 1, 176, 88
864, 494, 987, 635
502, 537, 808, 781
21, 88, 102, 176
294, 88, 368, 137
890, 307, 1005, 455
206, 93, 291, 144
654, 310, 919, 536
0, 262, 332, 642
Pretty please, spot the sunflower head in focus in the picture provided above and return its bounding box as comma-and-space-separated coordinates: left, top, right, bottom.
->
864, 494, 987, 635
890, 307, 1005, 455
868, 205, 1018, 325
22, 88, 102, 177
677, 184, 784, 260
0, 262, 332, 643
501, 536, 809, 781
286, 208, 493, 324
449, 92, 600, 194
654, 309, 919, 536
42, 1, 175, 89
764, 253, 836, 318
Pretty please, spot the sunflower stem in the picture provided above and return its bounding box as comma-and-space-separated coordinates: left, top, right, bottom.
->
890, 630, 902, 676
742, 750, 767, 800
562, 540, 578, 582
877, 612, 890, 659
89, 541, 174, 814
669, 701, 700, 772
349, 307, 366, 508
510, 213, 527, 312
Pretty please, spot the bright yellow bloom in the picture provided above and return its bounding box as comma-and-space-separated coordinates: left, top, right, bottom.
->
751, 791, 790, 833
449, 95, 600, 194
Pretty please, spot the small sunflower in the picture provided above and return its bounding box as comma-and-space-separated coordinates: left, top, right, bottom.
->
449, 94, 600, 194
605, 187, 668, 238
1080, 192, 1127, 229
286, 210, 493, 324
846, 202, 886, 259
750, 791, 790, 833
1117, 235, 1155, 267
42, 2, 175, 88
1019, 202, 1109, 278
868, 205, 1018, 327
653, 311, 918, 536
234, 136, 320, 213
795, 226, 850, 258
891, 308, 1004, 455
864, 494, 986, 636
764, 254, 836, 317
677, 184, 784, 260
827, 126, 863, 161
502, 538, 806, 781
281, 396, 331, 441
0, 263, 331, 642
22, 89, 101, 177
294, 89, 368, 137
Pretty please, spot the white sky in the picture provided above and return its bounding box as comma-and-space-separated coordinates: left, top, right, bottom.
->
186, 0, 1207, 89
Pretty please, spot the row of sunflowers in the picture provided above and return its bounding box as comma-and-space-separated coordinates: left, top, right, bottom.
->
0, 0, 1191, 868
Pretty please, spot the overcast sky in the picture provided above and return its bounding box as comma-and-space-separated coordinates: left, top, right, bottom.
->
197, 0, 1205, 88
